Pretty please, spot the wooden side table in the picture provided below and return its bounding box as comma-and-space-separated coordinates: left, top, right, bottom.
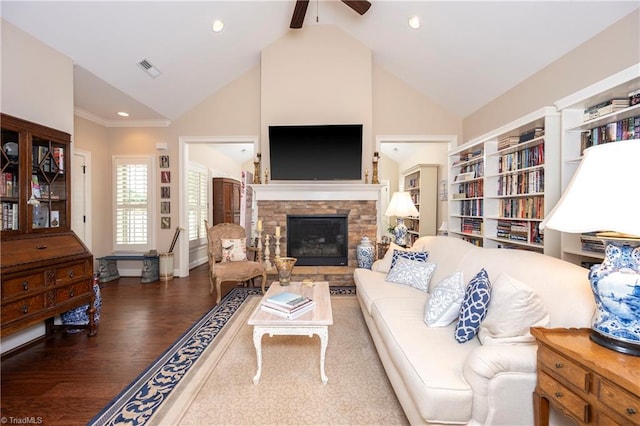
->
376, 242, 390, 260
532, 327, 640, 425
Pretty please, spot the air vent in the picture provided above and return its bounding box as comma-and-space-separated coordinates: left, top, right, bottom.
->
137, 58, 161, 78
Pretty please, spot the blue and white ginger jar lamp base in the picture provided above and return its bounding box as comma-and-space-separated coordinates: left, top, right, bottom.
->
588, 239, 640, 356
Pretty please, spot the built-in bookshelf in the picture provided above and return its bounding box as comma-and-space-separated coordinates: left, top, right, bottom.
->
448, 143, 485, 247
448, 107, 561, 256
402, 164, 438, 246
554, 64, 640, 267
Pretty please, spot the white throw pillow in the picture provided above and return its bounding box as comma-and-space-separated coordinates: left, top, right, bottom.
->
423, 272, 465, 327
385, 257, 436, 292
373, 243, 427, 273
478, 273, 550, 345
220, 238, 247, 262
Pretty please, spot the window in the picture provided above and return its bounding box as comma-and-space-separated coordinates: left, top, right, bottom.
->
113, 156, 154, 252
188, 164, 208, 247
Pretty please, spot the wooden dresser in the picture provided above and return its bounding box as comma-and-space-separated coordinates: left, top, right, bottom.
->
1, 114, 95, 339
532, 327, 640, 425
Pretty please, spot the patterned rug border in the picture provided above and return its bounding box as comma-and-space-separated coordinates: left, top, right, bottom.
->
88, 285, 356, 426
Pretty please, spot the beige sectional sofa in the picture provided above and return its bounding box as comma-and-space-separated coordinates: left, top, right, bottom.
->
354, 236, 595, 425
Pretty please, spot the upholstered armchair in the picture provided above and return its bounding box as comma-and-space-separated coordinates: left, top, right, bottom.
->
206, 222, 267, 304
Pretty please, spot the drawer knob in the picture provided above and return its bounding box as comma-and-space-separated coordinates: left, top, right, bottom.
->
68, 270, 75, 278
69, 290, 75, 297
554, 363, 564, 369
555, 392, 563, 398
22, 304, 28, 314
22, 281, 29, 291
628, 408, 637, 415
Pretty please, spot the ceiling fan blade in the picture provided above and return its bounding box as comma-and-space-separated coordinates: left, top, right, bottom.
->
341, 0, 372, 16
290, 0, 309, 29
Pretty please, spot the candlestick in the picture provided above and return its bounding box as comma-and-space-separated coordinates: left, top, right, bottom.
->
257, 219, 263, 232
274, 235, 281, 259
275, 226, 280, 237
365, 169, 369, 184
263, 234, 273, 269
264, 169, 269, 184
256, 229, 263, 267
372, 160, 380, 184
253, 153, 262, 184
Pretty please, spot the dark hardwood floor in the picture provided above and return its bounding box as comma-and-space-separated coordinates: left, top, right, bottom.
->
1, 263, 238, 426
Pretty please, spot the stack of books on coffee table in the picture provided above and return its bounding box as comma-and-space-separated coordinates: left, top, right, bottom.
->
260, 291, 316, 319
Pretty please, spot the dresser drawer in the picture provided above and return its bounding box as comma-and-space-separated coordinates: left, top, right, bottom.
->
55, 281, 91, 304
538, 370, 590, 423
1, 294, 46, 323
538, 345, 590, 392
55, 260, 91, 285
1, 272, 45, 300
599, 378, 640, 425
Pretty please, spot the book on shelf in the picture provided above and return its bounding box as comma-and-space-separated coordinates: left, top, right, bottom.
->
260, 301, 316, 319
53, 147, 64, 172
31, 175, 41, 198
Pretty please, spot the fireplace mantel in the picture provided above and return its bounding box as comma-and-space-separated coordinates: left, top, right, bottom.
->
250, 183, 384, 201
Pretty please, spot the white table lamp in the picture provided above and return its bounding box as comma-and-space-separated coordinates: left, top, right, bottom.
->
540, 139, 640, 356
385, 191, 419, 246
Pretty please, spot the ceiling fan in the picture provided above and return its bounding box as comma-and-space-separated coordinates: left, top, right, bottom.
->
290, 0, 372, 29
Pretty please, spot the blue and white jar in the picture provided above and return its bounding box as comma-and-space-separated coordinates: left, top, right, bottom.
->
357, 236, 375, 269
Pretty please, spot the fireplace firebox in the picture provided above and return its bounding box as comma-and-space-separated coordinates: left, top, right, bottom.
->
286, 214, 348, 266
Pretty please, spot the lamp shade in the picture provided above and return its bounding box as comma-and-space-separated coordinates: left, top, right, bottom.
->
539, 140, 640, 237
385, 191, 419, 218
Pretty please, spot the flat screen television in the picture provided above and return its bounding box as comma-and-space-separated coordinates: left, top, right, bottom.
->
269, 124, 362, 180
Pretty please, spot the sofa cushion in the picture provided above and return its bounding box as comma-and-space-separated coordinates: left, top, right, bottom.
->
478, 273, 550, 345
220, 238, 247, 262
455, 268, 492, 343
354, 268, 427, 316
424, 272, 465, 327
385, 258, 436, 291
390, 249, 429, 269
371, 296, 476, 423
373, 243, 427, 273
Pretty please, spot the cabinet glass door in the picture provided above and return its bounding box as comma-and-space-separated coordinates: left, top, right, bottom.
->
31, 136, 67, 230
1, 128, 20, 232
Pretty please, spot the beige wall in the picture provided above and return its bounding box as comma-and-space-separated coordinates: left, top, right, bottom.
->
260, 25, 374, 171
373, 65, 462, 138
464, 9, 640, 141
1, 19, 74, 134
74, 117, 111, 256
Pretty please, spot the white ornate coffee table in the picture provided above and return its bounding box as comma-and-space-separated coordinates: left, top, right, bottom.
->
248, 281, 333, 384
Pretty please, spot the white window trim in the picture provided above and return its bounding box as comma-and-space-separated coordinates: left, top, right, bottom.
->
112, 155, 156, 253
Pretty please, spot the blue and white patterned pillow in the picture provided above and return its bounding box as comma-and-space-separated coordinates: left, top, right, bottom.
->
390, 249, 428, 270
424, 272, 465, 327
455, 268, 492, 343
385, 257, 436, 292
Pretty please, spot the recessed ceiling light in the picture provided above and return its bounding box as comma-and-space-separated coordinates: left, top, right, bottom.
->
117, 111, 130, 117
408, 16, 420, 29
212, 20, 224, 32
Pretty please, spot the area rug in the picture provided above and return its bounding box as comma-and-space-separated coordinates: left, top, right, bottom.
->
89, 286, 407, 426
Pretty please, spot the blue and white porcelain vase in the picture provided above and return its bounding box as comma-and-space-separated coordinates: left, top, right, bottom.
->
588, 240, 640, 356
61, 274, 102, 332
357, 236, 375, 269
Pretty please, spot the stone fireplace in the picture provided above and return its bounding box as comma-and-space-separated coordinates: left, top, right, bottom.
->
252, 184, 382, 285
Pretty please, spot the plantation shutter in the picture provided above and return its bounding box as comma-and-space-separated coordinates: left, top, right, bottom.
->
113, 157, 152, 251
188, 165, 208, 246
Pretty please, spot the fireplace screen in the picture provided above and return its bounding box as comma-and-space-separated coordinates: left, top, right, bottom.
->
286, 214, 348, 266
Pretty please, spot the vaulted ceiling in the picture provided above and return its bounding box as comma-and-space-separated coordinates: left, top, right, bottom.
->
2, 1, 638, 127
